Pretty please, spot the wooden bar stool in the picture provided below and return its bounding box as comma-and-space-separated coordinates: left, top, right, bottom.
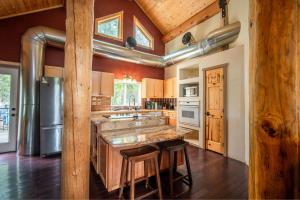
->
119, 145, 163, 200
158, 139, 192, 198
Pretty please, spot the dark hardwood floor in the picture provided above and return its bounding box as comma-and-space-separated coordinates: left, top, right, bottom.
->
0, 145, 248, 199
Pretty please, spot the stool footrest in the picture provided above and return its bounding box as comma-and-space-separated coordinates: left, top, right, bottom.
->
136, 189, 158, 200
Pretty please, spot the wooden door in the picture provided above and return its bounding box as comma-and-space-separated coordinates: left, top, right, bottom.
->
92, 71, 101, 96
205, 67, 224, 154
100, 72, 114, 96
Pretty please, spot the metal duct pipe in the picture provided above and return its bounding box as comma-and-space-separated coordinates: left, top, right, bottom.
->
18, 22, 240, 155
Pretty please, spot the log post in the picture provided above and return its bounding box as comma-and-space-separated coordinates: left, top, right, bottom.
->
249, 0, 300, 198
61, 0, 94, 199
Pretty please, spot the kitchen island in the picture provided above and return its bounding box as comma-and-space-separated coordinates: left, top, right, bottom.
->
90, 113, 192, 192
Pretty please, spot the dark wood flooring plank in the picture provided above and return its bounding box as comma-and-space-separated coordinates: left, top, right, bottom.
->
0, 145, 248, 199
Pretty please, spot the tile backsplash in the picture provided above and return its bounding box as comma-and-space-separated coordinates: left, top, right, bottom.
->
142, 98, 177, 110
91, 97, 177, 111
91, 96, 111, 111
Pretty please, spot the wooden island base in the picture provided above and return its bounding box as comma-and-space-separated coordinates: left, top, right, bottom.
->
92, 136, 183, 192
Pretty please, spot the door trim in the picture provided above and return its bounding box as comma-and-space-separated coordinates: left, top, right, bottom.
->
202, 65, 227, 156
0, 62, 19, 153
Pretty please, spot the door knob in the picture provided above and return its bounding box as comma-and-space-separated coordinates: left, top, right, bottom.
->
206, 112, 210, 116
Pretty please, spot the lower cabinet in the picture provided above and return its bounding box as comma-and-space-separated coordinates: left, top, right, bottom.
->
91, 127, 183, 192
164, 110, 177, 126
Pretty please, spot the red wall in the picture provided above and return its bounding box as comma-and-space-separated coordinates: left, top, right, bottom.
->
0, 0, 164, 81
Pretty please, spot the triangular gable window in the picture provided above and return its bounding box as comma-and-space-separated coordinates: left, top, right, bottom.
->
95, 11, 123, 41
133, 16, 154, 50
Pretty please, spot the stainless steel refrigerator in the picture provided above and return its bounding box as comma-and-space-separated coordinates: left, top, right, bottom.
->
40, 77, 63, 156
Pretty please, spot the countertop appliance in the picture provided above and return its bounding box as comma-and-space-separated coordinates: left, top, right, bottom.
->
184, 86, 198, 97
178, 101, 200, 127
40, 77, 63, 156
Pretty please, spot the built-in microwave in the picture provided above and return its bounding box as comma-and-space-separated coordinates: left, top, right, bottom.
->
178, 101, 200, 127
184, 86, 198, 97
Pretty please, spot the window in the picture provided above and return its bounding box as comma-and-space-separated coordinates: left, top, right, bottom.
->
133, 16, 154, 50
112, 80, 141, 106
95, 11, 123, 41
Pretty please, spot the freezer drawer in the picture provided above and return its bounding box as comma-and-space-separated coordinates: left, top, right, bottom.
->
40, 126, 63, 156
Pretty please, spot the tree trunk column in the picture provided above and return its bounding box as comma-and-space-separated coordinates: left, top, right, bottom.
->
61, 0, 94, 199
249, 0, 299, 198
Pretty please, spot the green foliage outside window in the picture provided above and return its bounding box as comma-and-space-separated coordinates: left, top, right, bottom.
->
111, 80, 141, 106
0, 74, 11, 106
98, 18, 119, 38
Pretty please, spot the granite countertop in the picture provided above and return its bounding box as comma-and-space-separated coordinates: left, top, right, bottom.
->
99, 125, 192, 147
91, 114, 166, 124
91, 109, 176, 115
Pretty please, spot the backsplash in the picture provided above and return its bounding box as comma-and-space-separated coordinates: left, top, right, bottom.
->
92, 97, 177, 111
142, 98, 177, 110
91, 96, 111, 111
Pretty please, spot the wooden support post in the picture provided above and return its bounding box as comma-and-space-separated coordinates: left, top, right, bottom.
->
61, 0, 94, 199
249, 0, 300, 198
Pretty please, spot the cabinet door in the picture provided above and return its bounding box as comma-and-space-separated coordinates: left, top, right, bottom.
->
154, 79, 164, 98
92, 71, 101, 96
100, 72, 114, 97
171, 77, 177, 98
45, 65, 64, 78
142, 78, 155, 98
164, 79, 171, 98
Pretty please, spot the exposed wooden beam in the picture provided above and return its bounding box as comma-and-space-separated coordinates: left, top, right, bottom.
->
161, 1, 220, 44
249, 0, 300, 198
61, 0, 94, 198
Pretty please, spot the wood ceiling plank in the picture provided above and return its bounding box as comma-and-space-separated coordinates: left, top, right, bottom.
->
162, 1, 220, 43
135, 0, 217, 34
0, 0, 64, 20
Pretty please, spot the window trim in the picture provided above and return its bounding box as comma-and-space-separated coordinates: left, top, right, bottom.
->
133, 16, 154, 50
95, 11, 123, 41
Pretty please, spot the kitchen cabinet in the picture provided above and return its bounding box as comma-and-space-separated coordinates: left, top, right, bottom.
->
92, 71, 114, 97
142, 78, 163, 98
164, 77, 177, 98
163, 110, 177, 126
90, 122, 183, 192
44, 65, 64, 78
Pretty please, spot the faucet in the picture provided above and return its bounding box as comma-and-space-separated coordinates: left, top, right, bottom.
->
128, 95, 136, 110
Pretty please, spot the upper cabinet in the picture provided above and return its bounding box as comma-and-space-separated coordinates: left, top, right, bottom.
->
142, 78, 163, 98
44, 65, 64, 78
164, 77, 176, 98
92, 71, 114, 97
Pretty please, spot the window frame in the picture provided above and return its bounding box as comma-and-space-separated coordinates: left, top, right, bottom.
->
95, 11, 124, 41
133, 16, 154, 50
111, 79, 142, 107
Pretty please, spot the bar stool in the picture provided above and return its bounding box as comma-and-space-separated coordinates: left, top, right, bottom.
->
119, 145, 163, 200
158, 139, 192, 198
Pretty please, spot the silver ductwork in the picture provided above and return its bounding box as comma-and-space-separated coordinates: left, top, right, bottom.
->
18, 22, 240, 155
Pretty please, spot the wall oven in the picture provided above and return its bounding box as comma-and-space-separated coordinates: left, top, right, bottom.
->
178, 101, 200, 127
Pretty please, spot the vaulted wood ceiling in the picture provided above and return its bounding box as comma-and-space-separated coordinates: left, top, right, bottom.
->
0, 0, 221, 43
0, 0, 64, 20
135, 0, 219, 35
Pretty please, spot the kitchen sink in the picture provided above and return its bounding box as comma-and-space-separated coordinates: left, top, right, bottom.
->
103, 113, 142, 119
